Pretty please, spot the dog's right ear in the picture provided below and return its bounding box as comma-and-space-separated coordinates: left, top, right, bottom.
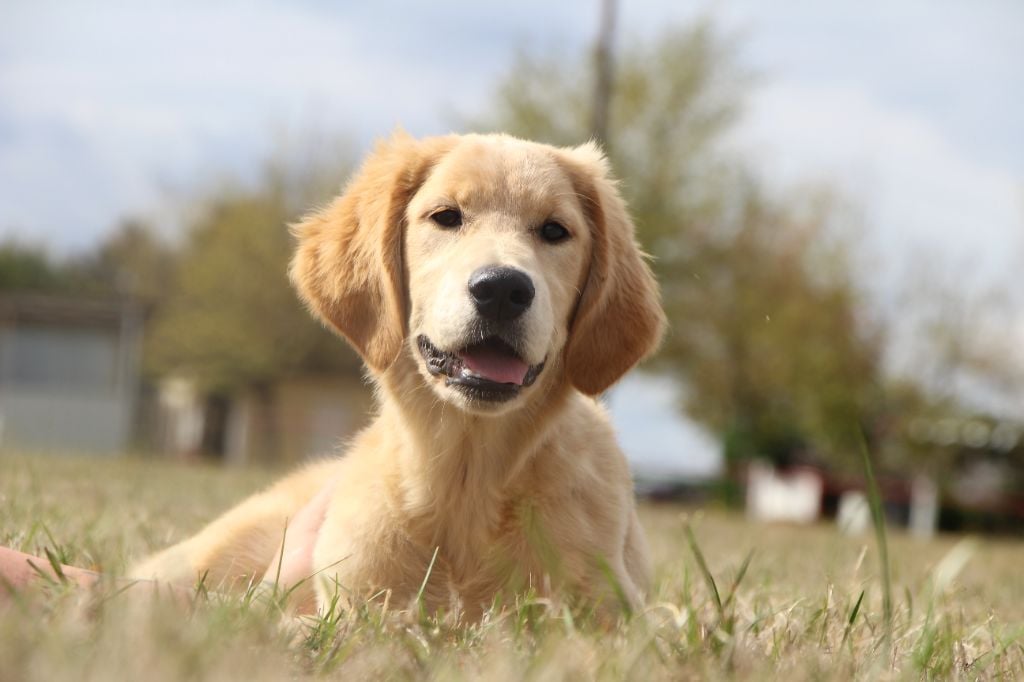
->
289, 133, 455, 371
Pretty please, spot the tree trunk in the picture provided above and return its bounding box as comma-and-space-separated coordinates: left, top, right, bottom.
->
591, 0, 618, 147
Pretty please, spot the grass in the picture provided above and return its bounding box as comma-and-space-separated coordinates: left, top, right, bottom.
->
2, 451, 1023, 680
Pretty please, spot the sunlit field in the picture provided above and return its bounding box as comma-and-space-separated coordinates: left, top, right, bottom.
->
2, 452, 1022, 680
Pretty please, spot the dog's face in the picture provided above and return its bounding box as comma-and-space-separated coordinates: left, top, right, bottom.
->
404, 138, 592, 412
290, 133, 664, 414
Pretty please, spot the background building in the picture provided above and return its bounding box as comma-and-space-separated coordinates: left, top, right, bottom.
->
0, 294, 142, 454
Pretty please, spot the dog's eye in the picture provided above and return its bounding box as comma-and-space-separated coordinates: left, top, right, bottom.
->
430, 209, 462, 229
539, 221, 570, 243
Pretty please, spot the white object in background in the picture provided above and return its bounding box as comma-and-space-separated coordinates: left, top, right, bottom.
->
746, 460, 823, 524
909, 474, 939, 539
158, 377, 204, 456
837, 491, 871, 535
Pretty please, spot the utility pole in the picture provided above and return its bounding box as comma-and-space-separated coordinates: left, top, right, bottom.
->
591, 0, 618, 148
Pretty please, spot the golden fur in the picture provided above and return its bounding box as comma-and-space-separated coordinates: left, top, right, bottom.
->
132, 133, 665, 617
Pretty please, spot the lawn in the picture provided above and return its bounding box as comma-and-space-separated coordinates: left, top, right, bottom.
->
1, 451, 1022, 680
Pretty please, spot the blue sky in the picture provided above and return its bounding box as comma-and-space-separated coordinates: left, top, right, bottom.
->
2, 0, 1022, 471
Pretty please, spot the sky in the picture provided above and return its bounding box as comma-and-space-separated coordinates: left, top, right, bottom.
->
2, 0, 1022, 473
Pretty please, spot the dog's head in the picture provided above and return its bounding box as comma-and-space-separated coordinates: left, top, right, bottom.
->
290, 133, 664, 414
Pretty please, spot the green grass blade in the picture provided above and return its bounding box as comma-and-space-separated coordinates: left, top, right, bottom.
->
858, 429, 893, 648
842, 589, 865, 647
684, 523, 722, 618
596, 555, 634, 618
24, 559, 58, 587
416, 546, 440, 610
43, 547, 68, 584
272, 520, 289, 591
722, 549, 754, 611
41, 524, 72, 566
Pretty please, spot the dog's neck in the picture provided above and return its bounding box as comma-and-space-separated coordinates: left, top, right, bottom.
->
377, 349, 573, 544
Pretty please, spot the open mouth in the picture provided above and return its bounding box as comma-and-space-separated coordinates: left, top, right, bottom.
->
417, 335, 545, 403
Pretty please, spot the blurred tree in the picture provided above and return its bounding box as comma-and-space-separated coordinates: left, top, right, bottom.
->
889, 261, 1024, 458
590, 0, 618, 145
0, 242, 66, 292
0, 223, 175, 305
66, 220, 176, 305
486, 21, 744, 237
679, 185, 887, 472
477, 20, 889, 472
145, 151, 360, 393
903, 271, 1023, 414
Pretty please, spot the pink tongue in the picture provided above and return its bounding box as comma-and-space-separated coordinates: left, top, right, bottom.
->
460, 346, 529, 385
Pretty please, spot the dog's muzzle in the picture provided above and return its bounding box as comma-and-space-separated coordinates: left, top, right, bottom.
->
417, 335, 545, 403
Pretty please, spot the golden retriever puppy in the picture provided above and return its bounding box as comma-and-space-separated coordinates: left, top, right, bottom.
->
132, 133, 665, 617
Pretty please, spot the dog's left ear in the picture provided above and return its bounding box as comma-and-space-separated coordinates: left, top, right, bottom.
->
289, 133, 455, 371
557, 143, 667, 395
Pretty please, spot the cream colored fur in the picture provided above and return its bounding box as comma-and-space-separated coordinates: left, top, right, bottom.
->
132, 133, 666, 618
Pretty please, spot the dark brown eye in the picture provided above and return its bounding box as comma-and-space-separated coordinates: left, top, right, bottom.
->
430, 208, 462, 229
539, 221, 570, 243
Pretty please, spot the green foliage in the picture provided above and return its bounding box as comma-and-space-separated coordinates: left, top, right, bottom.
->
485, 21, 744, 232
145, 160, 360, 392
478, 20, 889, 471
676, 188, 888, 470
0, 223, 174, 304
0, 242, 69, 292
66, 221, 176, 304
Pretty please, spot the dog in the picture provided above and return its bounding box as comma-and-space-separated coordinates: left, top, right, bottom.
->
132, 133, 665, 618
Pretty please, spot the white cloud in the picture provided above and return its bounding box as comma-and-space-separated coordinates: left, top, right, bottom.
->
735, 81, 1023, 293
2, 0, 577, 251
713, 0, 1024, 173
3, 0, 1021, 261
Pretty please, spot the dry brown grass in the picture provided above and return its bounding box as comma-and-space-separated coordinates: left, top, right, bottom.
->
2, 451, 1022, 680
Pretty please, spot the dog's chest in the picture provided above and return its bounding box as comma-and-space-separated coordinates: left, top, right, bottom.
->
433, 496, 578, 603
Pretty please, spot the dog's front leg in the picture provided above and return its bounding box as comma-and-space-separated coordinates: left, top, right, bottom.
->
310, 496, 452, 614
130, 460, 340, 592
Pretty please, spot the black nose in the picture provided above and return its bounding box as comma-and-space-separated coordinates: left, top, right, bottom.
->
468, 266, 535, 322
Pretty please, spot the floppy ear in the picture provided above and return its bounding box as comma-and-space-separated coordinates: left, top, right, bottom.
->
289, 133, 455, 371
558, 143, 667, 395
